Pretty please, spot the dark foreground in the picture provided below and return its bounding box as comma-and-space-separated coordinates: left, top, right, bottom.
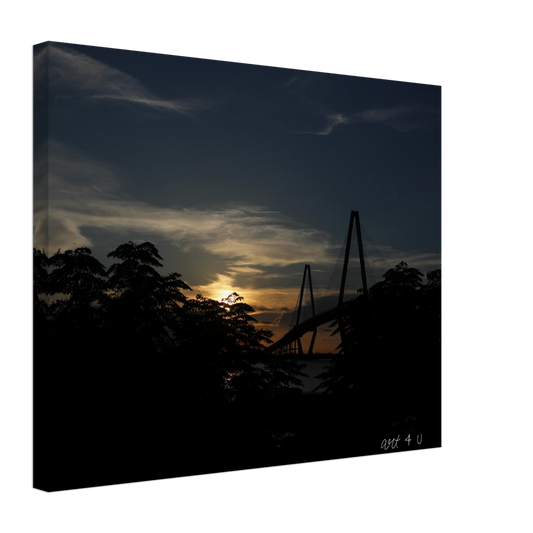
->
34, 350, 440, 492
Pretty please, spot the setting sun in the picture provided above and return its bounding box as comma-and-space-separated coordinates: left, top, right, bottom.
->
215, 290, 235, 302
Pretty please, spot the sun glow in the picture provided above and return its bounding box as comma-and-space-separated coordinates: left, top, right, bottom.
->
215, 290, 235, 303
194, 274, 236, 301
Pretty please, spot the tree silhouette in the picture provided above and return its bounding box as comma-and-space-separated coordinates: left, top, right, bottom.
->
105, 241, 191, 358
165, 291, 307, 471
316, 263, 441, 423
33, 248, 50, 299
368, 260, 424, 297
31, 248, 50, 352
299, 262, 442, 453
36, 247, 108, 359
107, 241, 164, 295
32, 241, 312, 453
172, 291, 306, 408
426, 268, 441, 289
49, 247, 107, 306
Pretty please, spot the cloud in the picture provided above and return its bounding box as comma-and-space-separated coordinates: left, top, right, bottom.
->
293, 111, 350, 136
228, 266, 265, 275
34, 141, 325, 314
253, 306, 272, 312
355, 105, 435, 132
45, 43, 207, 115
194, 273, 239, 301
373, 244, 441, 273
300, 105, 437, 136
34, 144, 440, 312
315, 113, 350, 135
33, 45, 49, 94
34, 143, 335, 271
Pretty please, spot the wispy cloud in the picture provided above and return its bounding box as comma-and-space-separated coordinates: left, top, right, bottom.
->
374, 244, 441, 273
300, 105, 438, 136
228, 266, 265, 275
35, 143, 440, 286
35, 143, 334, 270
315, 113, 350, 135
45, 43, 208, 115
355, 105, 435, 132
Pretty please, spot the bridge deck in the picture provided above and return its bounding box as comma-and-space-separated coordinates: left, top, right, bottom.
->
267, 306, 343, 352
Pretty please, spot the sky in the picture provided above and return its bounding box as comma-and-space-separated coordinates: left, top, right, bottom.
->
34, 41, 441, 352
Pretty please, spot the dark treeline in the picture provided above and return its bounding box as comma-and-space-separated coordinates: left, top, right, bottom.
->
34, 242, 306, 490
34, 243, 441, 491
305, 262, 441, 458
320, 261, 441, 396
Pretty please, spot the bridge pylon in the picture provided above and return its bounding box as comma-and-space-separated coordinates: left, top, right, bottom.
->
267, 210, 370, 356
294, 264, 317, 356
337, 210, 368, 347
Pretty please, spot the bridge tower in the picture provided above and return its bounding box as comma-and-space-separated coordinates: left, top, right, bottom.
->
294, 264, 318, 355
267, 210, 371, 356
337, 210, 368, 346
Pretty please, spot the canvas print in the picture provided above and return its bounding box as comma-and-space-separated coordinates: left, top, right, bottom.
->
33, 42, 441, 491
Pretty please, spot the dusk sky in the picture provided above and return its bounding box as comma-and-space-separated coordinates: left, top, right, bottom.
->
34, 42, 441, 351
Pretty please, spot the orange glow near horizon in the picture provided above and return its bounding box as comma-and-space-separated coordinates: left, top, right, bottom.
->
193, 274, 340, 354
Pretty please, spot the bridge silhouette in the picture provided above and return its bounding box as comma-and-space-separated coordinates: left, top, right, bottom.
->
268, 211, 391, 356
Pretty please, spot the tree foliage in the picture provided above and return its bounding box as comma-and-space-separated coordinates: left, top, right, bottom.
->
49, 247, 107, 306
173, 291, 304, 404
102, 241, 192, 356
34, 241, 300, 405
34, 245, 441, 490
317, 262, 441, 405
33, 248, 50, 299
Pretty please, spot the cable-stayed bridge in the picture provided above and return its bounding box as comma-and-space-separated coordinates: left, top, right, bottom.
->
267, 211, 391, 356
